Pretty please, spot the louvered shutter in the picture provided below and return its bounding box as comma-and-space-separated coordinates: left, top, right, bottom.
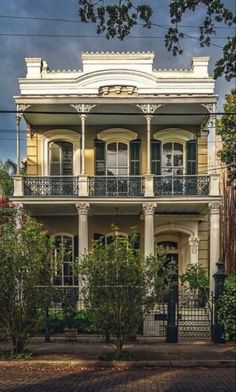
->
130, 140, 141, 175
151, 140, 161, 175
94, 140, 105, 175
186, 140, 197, 174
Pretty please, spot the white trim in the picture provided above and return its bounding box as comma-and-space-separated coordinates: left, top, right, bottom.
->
42, 129, 81, 176
54, 233, 77, 287
153, 128, 195, 143
97, 128, 137, 143
155, 223, 194, 237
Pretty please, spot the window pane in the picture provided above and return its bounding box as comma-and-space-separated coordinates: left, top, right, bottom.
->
163, 143, 172, 167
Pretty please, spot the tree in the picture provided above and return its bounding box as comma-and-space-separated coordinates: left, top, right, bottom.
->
0, 159, 17, 200
0, 210, 57, 353
217, 89, 236, 183
77, 229, 175, 356
78, 0, 236, 80
217, 90, 236, 272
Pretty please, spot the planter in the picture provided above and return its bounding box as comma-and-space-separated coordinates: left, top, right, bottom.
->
64, 328, 77, 341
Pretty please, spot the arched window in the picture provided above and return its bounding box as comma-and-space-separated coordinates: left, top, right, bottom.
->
54, 234, 78, 286
162, 142, 184, 176
49, 141, 73, 175
106, 142, 128, 175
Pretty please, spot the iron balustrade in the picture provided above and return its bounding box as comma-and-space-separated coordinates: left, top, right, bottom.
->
24, 176, 79, 197
88, 176, 144, 197
154, 175, 209, 196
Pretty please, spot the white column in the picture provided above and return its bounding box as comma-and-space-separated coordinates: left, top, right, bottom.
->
209, 201, 221, 291
143, 203, 156, 257
16, 114, 21, 174
76, 202, 90, 257
189, 236, 199, 264
145, 115, 152, 175
80, 114, 87, 175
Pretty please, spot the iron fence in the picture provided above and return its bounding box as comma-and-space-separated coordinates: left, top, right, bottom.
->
24, 176, 79, 197
154, 175, 209, 196
88, 176, 144, 197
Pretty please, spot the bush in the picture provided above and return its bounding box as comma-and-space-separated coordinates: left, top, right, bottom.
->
218, 273, 236, 341
43, 310, 96, 334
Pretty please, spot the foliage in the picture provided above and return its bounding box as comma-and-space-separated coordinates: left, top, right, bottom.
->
218, 273, 236, 340
216, 89, 236, 183
44, 309, 95, 334
0, 159, 17, 199
180, 264, 208, 291
77, 228, 173, 354
0, 212, 57, 353
78, 0, 236, 80
0, 349, 33, 360
61, 291, 78, 329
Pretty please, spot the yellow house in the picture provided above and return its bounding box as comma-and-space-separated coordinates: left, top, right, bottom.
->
12, 51, 221, 294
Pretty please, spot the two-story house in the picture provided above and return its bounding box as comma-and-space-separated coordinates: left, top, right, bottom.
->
12, 52, 221, 295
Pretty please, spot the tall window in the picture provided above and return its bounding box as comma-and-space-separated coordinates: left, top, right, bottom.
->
162, 142, 184, 176
106, 142, 128, 175
54, 235, 78, 286
49, 141, 73, 175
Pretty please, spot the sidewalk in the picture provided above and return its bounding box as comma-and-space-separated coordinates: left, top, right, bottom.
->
1, 335, 235, 368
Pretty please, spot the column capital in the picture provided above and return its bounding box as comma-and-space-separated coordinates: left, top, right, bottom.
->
16, 104, 31, 120
71, 104, 96, 114
209, 201, 221, 214
76, 202, 90, 215
136, 103, 162, 114
142, 203, 157, 215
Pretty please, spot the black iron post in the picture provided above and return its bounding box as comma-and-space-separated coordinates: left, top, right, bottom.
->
44, 307, 50, 343
166, 271, 178, 343
213, 259, 226, 343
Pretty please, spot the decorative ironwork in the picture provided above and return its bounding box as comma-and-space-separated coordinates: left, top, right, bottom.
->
154, 175, 209, 196
178, 289, 213, 338
24, 176, 79, 197
88, 176, 144, 197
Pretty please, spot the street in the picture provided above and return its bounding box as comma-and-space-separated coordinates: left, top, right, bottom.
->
0, 364, 235, 391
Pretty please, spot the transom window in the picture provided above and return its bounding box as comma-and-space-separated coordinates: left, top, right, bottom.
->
49, 141, 73, 175
54, 235, 78, 286
162, 142, 184, 176
106, 142, 128, 176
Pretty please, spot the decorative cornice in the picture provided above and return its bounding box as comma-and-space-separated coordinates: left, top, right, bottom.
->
99, 85, 138, 96
97, 128, 137, 143
76, 202, 90, 215
142, 203, 157, 215
16, 104, 31, 120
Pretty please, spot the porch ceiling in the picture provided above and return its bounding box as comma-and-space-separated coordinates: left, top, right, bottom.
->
23, 199, 209, 216
23, 102, 209, 128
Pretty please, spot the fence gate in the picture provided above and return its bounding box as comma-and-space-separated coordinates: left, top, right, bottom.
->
143, 303, 167, 337
178, 289, 213, 339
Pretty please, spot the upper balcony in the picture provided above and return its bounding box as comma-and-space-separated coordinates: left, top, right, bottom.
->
13, 174, 220, 199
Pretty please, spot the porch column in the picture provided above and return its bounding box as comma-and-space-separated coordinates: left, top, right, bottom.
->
189, 236, 199, 264
142, 203, 156, 257
76, 202, 90, 257
80, 114, 87, 175
71, 104, 96, 176
209, 201, 221, 291
145, 115, 152, 175
16, 104, 31, 174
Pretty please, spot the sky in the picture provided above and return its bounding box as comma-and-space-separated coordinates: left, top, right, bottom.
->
0, 0, 235, 162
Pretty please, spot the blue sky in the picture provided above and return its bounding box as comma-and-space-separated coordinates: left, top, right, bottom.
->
0, 0, 235, 162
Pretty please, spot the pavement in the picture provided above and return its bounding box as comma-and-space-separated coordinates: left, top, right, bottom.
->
0, 335, 236, 367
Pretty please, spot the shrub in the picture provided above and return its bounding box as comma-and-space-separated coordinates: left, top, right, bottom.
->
218, 273, 236, 340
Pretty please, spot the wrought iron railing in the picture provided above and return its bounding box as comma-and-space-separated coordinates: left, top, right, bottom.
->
154, 175, 209, 196
88, 176, 144, 197
24, 176, 79, 197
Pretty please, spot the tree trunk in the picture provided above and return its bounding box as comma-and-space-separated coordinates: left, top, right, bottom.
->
12, 335, 24, 354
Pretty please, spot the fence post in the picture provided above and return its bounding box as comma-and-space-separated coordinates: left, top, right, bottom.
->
44, 307, 50, 343
166, 271, 178, 343
213, 259, 226, 343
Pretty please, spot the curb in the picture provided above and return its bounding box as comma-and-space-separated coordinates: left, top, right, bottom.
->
0, 359, 235, 369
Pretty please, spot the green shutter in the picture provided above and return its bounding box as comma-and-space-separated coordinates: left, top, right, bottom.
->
186, 140, 197, 175
130, 140, 140, 175
151, 140, 161, 175
74, 235, 79, 259
94, 140, 105, 175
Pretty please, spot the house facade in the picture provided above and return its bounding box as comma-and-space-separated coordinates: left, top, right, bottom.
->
13, 52, 221, 293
